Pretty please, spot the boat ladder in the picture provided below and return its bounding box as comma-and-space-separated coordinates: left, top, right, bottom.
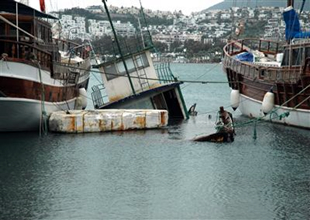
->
91, 84, 108, 109
134, 54, 150, 91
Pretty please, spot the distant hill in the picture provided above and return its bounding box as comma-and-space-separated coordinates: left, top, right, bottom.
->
207, 0, 310, 11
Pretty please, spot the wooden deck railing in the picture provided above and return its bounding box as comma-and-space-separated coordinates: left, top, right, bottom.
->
223, 39, 301, 84
0, 39, 52, 70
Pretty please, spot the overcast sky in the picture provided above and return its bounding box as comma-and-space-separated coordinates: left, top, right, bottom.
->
27, 0, 223, 15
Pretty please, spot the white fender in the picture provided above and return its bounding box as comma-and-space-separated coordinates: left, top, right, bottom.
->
76, 97, 83, 110
262, 91, 274, 114
78, 88, 88, 109
230, 89, 240, 111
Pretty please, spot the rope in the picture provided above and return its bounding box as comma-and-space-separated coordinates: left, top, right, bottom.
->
36, 61, 48, 136
58, 61, 232, 85
274, 83, 310, 111
181, 63, 221, 89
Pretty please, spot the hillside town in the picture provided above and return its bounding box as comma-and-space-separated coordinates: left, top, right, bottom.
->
49, 4, 310, 62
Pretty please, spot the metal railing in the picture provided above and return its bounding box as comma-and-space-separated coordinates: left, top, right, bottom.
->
154, 62, 176, 84
91, 84, 108, 109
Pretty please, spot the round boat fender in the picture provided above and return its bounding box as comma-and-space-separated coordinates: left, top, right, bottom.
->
78, 88, 88, 109
230, 89, 240, 111
262, 91, 275, 115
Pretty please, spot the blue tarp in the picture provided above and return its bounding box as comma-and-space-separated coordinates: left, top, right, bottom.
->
283, 8, 310, 41
236, 52, 253, 62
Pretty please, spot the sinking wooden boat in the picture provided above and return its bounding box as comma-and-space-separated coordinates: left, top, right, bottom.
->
91, 2, 188, 120
193, 132, 234, 143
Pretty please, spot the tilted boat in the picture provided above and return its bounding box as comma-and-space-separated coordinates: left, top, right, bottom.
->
222, 0, 310, 129
91, 1, 188, 120
0, 0, 91, 132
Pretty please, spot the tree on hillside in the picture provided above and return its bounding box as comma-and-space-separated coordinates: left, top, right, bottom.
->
170, 41, 183, 53
153, 41, 168, 52
183, 39, 212, 58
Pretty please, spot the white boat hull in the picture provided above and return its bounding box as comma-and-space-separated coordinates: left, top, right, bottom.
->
0, 97, 76, 132
239, 94, 310, 129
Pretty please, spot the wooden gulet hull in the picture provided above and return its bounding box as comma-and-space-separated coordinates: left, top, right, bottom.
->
223, 39, 310, 129
223, 65, 310, 129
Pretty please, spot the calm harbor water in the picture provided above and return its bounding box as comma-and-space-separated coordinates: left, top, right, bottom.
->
1, 64, 310, 219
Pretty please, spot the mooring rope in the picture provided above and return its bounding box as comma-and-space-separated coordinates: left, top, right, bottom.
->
36, 61, 48, 136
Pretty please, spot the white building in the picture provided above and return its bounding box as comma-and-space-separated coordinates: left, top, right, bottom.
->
88, 20, 135, 38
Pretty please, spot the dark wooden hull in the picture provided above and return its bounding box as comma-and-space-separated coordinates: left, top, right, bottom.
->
0, 76, 79, 101
224, 68, 310, 110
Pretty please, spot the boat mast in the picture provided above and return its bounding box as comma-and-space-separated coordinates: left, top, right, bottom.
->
101, 0, 136, 96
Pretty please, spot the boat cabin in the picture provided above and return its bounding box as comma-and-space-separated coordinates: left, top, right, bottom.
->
281, 42, 310, 68
0, 0, 59, 72
98, 49, 159, 103
92, 47, 188, 119
0, 0, 90, 79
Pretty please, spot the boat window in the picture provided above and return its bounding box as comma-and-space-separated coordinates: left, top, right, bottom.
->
135, 53, 149, 68
37, 25, 41, 40
126, 58, 135, 72
117, 58, 136, 75
259, 69, 265, 78
19, 23, 32, 41
105, 64, 122, 81
19, 23, 32, 35
41, 26, 46, 41
48, 29, 52, 42
0, 22, 5, 38
292, 48, 302, 66
281, 50, 289, 66
8, 25, 17, 37
105, 54, 149, 81
305, 47, 310, 60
